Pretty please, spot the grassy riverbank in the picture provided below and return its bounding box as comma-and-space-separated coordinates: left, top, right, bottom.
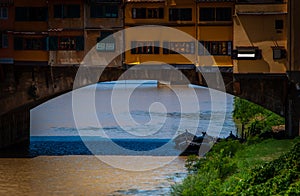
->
171, 98, 300, 195
171, 137, 300, 195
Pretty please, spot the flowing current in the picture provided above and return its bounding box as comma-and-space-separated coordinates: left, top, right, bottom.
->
0, 81, 236, 195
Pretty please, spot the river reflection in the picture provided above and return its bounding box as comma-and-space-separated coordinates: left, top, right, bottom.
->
0, 156, 187, 195
0, 81, 235, 195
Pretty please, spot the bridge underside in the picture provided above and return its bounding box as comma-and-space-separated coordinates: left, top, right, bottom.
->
0, 65, 299, 148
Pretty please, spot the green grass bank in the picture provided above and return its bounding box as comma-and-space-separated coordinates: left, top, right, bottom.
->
171, 98, 300, 195
171, 137, 300, 195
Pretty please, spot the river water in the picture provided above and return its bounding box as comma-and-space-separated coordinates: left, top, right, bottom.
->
0, 81, 236, 195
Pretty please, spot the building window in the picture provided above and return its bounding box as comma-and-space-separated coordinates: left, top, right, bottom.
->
275, 19, 284, 30
163, 42, 195, 54
132, 8, 164, 19
54, 4, 80, 18
131, 41, 160, 54
96, 31, 115, 52
200, 8, 215, 21
48, 36, 84, 51
15, 7, 48, 21
14, 37, 47, 50
199, 41, 232, 56
200, 7, 232, 22
0, 33, 8, 48
148, 8, 164, 19
169, 8, 192, 21
91, 4, 118, 18
216, 8, 232, 21
0, 7, 8, 19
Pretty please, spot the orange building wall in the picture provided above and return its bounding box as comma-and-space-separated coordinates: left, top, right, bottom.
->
14, 51, 48, 62
233, 14, 287, 73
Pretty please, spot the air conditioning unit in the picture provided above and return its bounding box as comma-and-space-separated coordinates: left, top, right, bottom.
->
272, 46, 286, 60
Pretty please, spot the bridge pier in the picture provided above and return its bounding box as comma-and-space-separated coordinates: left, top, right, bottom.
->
0, 106, 30, 149
286, 72, 300, 137
286, 99, 300, 138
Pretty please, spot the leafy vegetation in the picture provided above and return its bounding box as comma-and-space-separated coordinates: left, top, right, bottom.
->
233, 98, 284, 139
171, 138, 300, 196
171, 99, 299, 195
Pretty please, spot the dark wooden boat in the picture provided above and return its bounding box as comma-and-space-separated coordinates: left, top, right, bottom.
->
173, 130, 217, 156
173, 130, 201, 155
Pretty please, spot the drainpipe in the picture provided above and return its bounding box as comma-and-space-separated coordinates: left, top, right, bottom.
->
288, 0, 292, 73
195, 0, 203, 85
286, 0, 294, 138
195, 0, 198, 68
122, 0, 126, 69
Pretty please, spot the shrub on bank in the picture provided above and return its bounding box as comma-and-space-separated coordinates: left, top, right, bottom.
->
171, 139, 300, 196
233, 98, 284, 139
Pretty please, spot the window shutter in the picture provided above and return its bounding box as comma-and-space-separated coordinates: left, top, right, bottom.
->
159, 8, 164, 19
163, 42, 169, 54
0, 32, 2, 48
49, 36, 58, 50
111, 5, 118, 18
90, 4, 97, 18
131, 41, 136, 54
14, 37, 23, 50
53, 5, 62, 18
154, 41, 160, 54
76, 36, 84, 51
43, 37, 48, 50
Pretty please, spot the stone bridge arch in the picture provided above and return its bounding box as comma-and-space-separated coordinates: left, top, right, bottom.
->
0, 65, 291, 148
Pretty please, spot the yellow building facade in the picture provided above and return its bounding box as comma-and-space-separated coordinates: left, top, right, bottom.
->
124, 0, 198, 67
233, 0, 288, 73
0, 0, 289, 73
124, 0, 235, 69
197, 1, 234, 68
124, 0, 288, 73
